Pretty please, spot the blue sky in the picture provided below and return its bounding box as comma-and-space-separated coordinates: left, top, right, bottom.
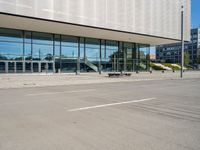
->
191, 0, 200, 28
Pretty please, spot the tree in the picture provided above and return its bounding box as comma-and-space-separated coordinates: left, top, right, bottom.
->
0, 54, 7, 60
44, 54, 53, 61
184, 52, 190, 66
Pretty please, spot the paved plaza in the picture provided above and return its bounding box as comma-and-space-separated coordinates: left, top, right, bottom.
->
0, 71, 200, 89
0, 72, 200, 150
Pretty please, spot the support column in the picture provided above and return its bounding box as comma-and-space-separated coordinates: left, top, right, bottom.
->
117, 41, 120, 72
22, 30, 25, 73
31, 62, 33, 73
114, 55, 116, 72
46, 62, 48, 73
123, 42, 127, 72
104, 40, 106, 72
14, 62, 17, 73
84, 38, 86, 63
136, 44, 139, 72
59, 35, 62, 73
38, 62, 41, 73
180, 5, 184, 78
31, 32, 33, 73
132, 43, 135, 72
99, 39, 102, 74
5, 62, 8, 73
53, 34, 56, 73
76, 37, 80, 75
23, 61, 25, 73
53, 62, 55, 73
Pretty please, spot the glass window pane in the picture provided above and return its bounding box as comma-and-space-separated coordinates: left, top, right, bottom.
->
0, 42, 23, 55
61, 46, 77, 58
32, 44, 53, 61
54, 34, 61, 46
32, 32, 53, 45
25, 31, 31, 43
0, 62, 5, 73
55, 45, 60, 57
0, 28, 23, 42
139, 44, 150, 59
85, 38, 100, 60
61, 35, 78, 58
106, 40, 118, 59
80, 38, 84, 58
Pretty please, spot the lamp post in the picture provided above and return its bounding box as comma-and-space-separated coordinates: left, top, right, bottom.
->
181, 5, 184, 78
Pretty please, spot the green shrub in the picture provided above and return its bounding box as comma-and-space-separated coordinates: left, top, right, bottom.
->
150, 63, 165, 70
162, 63, 180, 70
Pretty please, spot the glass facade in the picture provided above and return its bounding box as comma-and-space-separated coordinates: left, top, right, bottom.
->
0, 28, 150, 73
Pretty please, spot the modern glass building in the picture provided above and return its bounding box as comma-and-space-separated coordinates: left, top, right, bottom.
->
0, 0, 191, 74
156, 28, 200, 65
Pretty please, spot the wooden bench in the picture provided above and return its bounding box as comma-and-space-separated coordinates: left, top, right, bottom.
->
108, 72, 132, 77
108, 73, 121, 77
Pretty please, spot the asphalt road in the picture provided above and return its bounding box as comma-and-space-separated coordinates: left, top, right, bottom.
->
0, 78, 200, 150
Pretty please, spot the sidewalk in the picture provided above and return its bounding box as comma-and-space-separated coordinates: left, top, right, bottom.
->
0, 71, 200, 89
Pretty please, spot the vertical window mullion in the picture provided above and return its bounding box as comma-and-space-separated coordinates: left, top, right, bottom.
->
99, 39, 102, 74
60, 35, 62, 71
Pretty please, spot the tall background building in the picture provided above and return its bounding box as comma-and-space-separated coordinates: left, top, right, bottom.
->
156, 28, 200, 66
0, 0, 191, 73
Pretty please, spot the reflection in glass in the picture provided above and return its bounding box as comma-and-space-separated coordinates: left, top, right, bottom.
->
61, 35, 78, 72
16, 62, 23, 73
0, 62, 5, 73
124, 42, 133, 71
0, 42, 23, 55
25, 62, 31, 73
103, 40, 118, 72
0, 28, 23, 42
32, 32, 53, 61
85, 38, 100, 72
0, 27, 150, 73
8, 62, 14, 73
138, 44, 150, 71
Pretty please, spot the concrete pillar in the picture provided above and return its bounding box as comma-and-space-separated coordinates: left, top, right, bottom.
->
31, 62, 33, 73
123, 42, 127, 72
53, 62, 55, 73
117, 41, 120, 72
38, 62, 41, 73
46, 62, 48, 73
23, 61, 25, 73
99, 39, 102, 74
76, 37, 80, 75
5, 62, 8, 73
14, 62, 17, 73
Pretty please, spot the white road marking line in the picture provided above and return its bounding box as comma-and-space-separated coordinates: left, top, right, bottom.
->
27, 89, 94, 96
68, 97, 156, 112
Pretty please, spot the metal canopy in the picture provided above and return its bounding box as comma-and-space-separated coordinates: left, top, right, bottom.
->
0, 13, 180, 45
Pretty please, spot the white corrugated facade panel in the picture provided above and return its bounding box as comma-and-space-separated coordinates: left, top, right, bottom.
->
0, 0, 190, 41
